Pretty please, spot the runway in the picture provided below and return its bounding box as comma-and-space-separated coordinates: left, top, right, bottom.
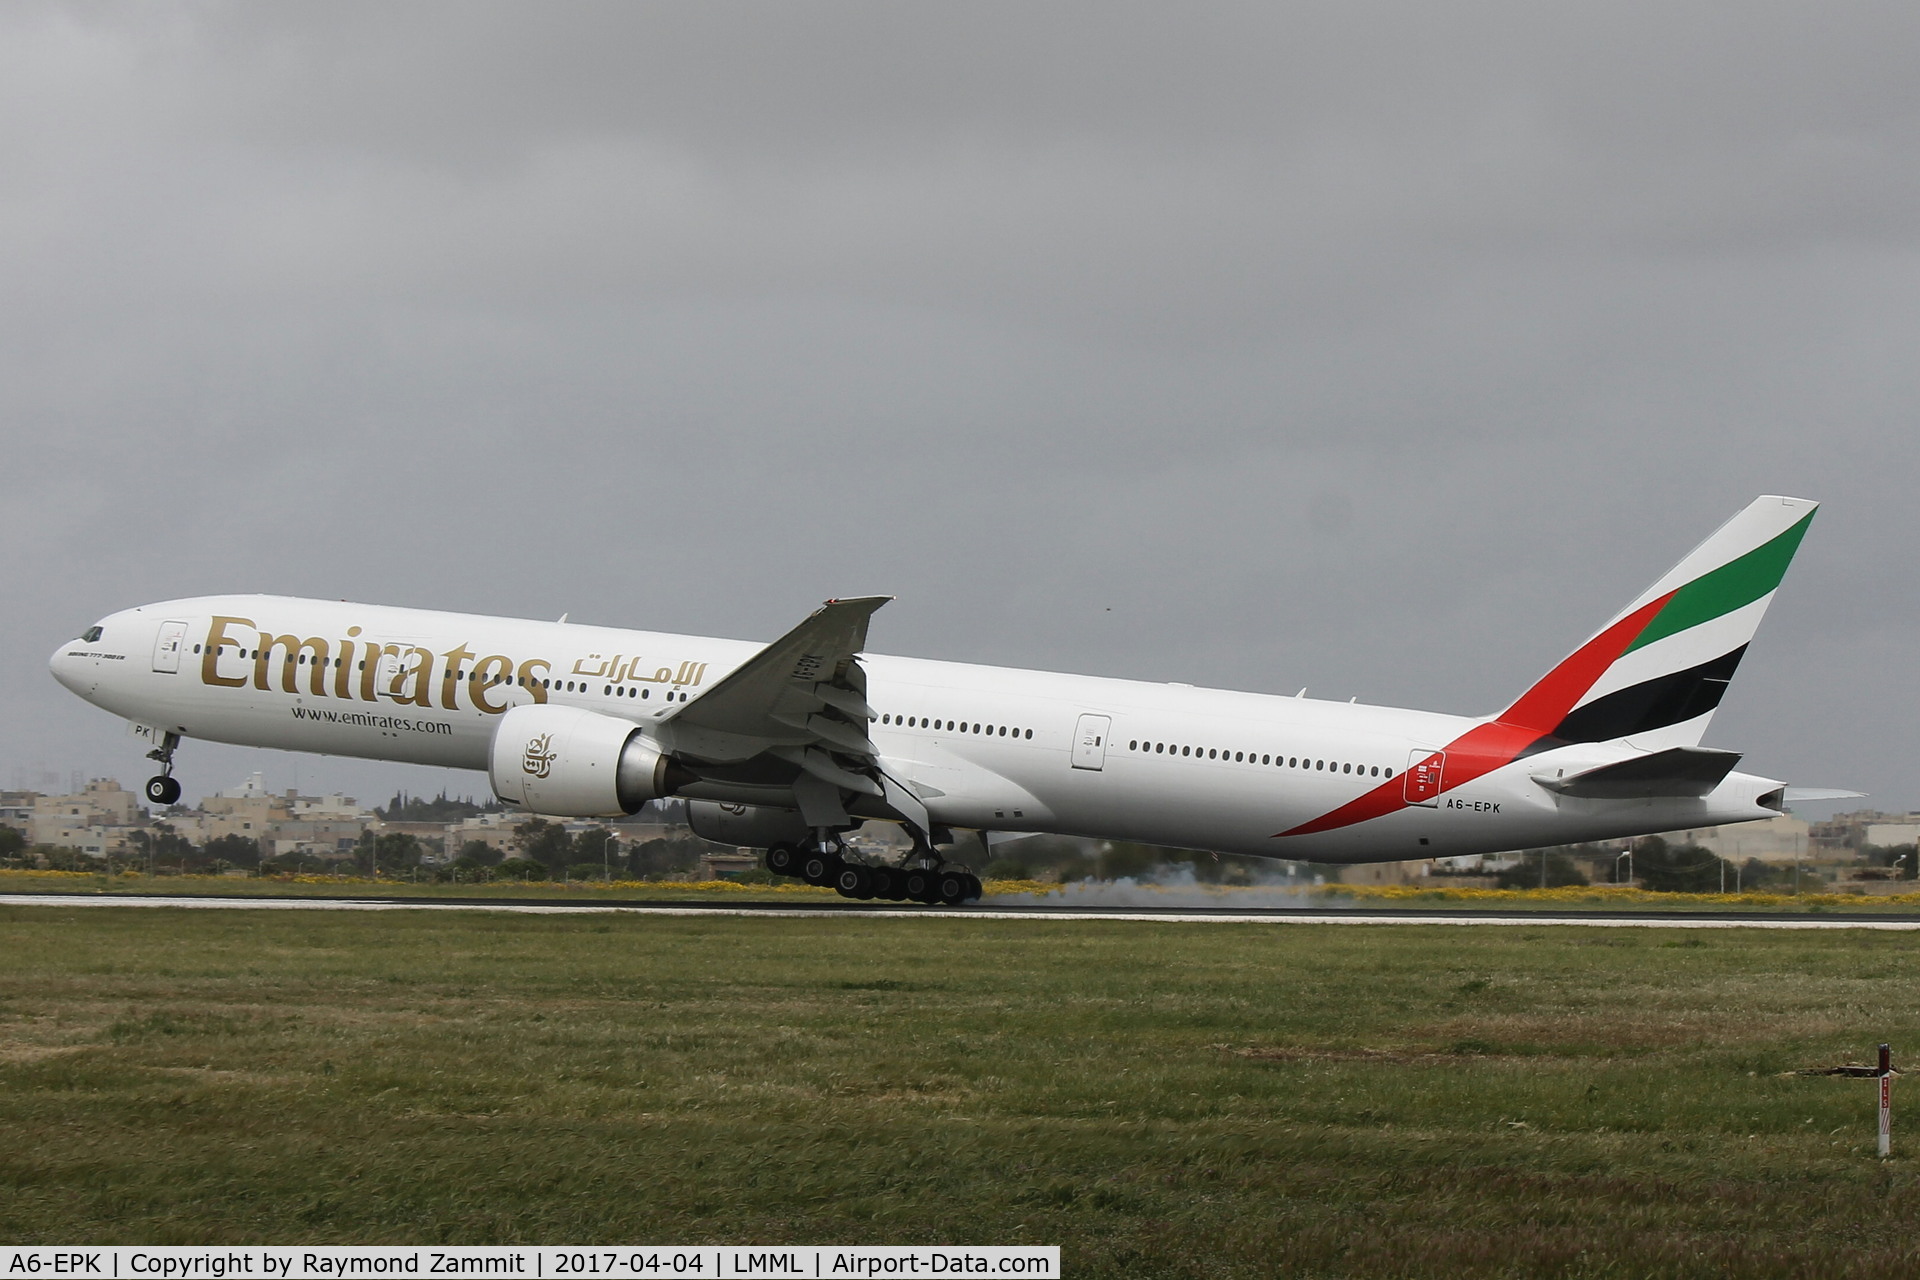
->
5, 891, 1920, 929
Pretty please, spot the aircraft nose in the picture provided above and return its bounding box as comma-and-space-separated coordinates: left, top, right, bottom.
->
49, 641, 79, 691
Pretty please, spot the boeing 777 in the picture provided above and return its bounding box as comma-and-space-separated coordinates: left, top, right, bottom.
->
50, 495, 1839, 903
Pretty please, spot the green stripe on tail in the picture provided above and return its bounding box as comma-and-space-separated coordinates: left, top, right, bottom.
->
1624, 511, 1815, 654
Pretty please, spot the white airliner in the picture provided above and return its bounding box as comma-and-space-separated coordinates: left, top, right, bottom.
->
50, 496, 1843, 903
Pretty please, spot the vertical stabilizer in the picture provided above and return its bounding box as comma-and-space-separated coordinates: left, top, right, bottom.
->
1496, 495, 1817, 748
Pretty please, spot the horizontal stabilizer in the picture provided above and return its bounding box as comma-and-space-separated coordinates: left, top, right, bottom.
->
1782, 786, 1867, 804
1537, 747, 1743, 799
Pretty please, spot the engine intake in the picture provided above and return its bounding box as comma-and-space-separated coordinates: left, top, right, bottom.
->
489, 704, 680, 817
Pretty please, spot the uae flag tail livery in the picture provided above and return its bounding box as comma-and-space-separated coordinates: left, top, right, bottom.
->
50, 494, 1852, 890
1280, 494, 1839, 846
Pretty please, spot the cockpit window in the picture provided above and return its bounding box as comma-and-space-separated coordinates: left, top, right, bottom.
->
80, 626, 104, 643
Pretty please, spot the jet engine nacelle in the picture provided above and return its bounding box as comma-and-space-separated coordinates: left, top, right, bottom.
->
685, 800, 812, 848
489, 704, 676, 817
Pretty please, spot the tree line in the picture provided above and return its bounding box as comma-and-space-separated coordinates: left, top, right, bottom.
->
0, 819, 724, 882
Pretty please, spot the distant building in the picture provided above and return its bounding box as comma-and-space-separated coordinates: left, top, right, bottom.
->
200, 780, 376, 852
291, 792, 365, 819
447, 811, 520, 855
1656, 814, 1810, 864
27, 779, 146, 854
201, 790, 290, 841
0, 790, 40, 828
268, 818, 370, 858
697, 848, 761, 880
1807, 810, 1920, 853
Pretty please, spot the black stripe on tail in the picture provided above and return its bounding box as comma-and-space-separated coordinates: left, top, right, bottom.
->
1547, 646, 1747, 743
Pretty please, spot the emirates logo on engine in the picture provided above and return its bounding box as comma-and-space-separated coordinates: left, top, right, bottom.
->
522, 732, 557, 779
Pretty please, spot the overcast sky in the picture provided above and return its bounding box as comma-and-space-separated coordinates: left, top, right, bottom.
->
4, 2, 1916, 815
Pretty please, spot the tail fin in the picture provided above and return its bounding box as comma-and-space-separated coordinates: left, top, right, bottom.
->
1497, 495, 1817, 749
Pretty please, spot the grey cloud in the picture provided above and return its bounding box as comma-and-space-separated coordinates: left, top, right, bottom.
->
2, 2, 1915, 810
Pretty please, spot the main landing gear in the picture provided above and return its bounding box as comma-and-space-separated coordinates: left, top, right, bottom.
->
763, 835, 982, 905
143, 732, 183, 807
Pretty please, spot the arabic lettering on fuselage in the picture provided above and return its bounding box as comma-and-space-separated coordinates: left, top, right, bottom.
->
197, 616, 707, 717
568, 654, 711, 688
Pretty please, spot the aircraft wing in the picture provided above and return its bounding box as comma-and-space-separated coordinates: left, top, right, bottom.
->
658, 597, 928, 830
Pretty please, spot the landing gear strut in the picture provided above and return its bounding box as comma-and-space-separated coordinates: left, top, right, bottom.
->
143, 732, 182, 807
895, 833, 980, 904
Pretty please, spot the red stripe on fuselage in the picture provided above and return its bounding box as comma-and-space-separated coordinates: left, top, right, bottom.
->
1273, 592, 1675, 839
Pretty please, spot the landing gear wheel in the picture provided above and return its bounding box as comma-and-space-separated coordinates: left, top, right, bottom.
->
962, 872, 983, 902
834, 864, 876, 900
936, 870, 972, 905
903, 869, 939, 904
869, 866, 906, 901
765, 844, 802, 878
800, 850, 843, 887
142, 731, 183, 808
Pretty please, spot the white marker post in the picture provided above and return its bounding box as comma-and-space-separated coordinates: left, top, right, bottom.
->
1879, 1043, 1892, 1158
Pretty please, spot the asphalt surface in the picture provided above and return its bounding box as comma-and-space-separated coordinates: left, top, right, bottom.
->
4, 891, 1920, 929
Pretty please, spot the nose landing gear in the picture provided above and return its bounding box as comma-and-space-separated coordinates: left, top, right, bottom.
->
143, 732, 183, 807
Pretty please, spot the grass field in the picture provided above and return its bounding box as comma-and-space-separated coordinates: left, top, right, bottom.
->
3, 906, 1919, 1277
8, 866, 1920, 913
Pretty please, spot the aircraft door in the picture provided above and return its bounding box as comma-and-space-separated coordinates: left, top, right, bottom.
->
151, 621, 189, 674
1404, 750, 1445, 806
1071, 714, 1112, 771
374, 650, 406, 700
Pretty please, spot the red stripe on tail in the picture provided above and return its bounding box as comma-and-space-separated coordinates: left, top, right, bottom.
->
1274, 591, 1675, 839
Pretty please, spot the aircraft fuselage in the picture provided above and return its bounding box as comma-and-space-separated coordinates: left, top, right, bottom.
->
49, 594, 1784, 864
